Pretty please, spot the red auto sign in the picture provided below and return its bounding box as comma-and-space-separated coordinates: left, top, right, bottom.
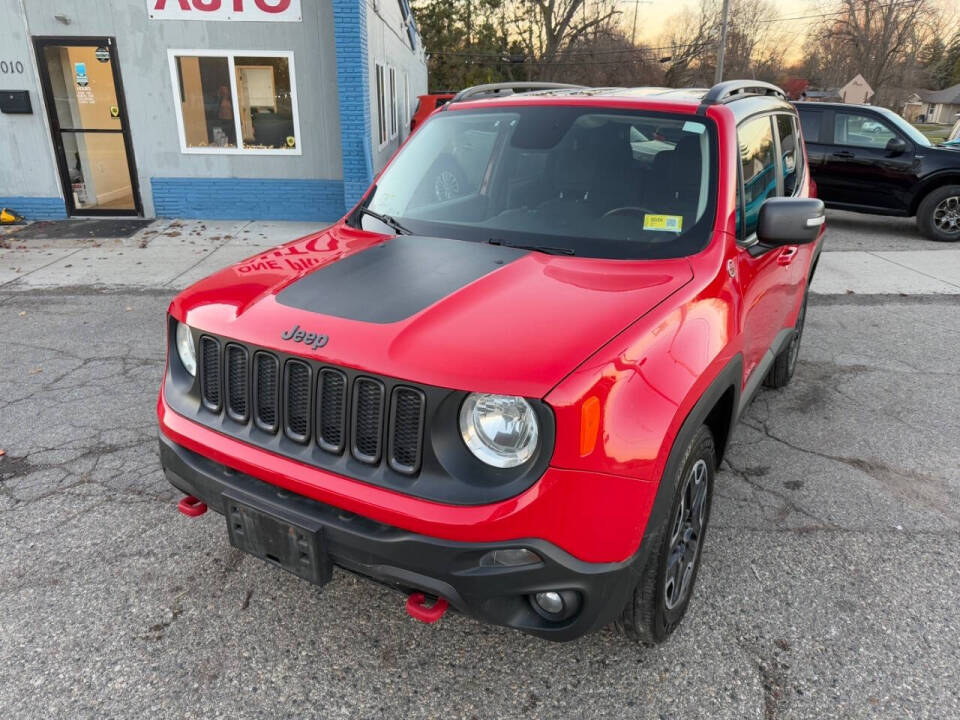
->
148, 0, 302, 22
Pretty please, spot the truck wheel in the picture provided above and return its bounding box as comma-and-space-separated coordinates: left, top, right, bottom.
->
615, 425, 715, 644
917, 185, 960, 242
764, 292, 807, 389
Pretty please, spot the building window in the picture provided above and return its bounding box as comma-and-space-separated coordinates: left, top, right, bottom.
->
375, 62, 387, 148
403, 72, 410, 128
168, 50, 301, 155
389, 66, 398, 139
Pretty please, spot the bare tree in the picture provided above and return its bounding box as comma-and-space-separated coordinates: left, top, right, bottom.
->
657, 0, 787, 86
809, 0, 937, 91
510, 0, 623, 79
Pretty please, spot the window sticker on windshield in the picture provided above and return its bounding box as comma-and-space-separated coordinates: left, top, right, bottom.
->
682, 121, 706, 134
644, 214, 683, 232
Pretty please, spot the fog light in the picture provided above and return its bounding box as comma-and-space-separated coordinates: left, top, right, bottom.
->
534, 591, 564, 615
529, 589, 582, 621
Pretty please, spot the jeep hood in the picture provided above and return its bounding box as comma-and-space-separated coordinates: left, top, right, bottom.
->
171, 225, 693, 397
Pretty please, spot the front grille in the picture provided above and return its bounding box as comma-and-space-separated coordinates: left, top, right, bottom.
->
192, 337, 428, 478
284, 360, 312, 443
199, 336, 221, 411
388, 386, 426, 475
352, 378, 385, 464
253, 352, 279, 432
225, 344, 248, 421
317, 369, 347, 453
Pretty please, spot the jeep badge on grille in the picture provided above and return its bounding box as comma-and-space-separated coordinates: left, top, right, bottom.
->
281, 324, 329, 350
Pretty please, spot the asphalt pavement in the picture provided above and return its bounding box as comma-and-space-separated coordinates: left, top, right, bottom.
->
0, 210, 958, 719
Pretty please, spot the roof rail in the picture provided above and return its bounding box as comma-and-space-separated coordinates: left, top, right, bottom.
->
449, 82, 586, 104
699, 80, 786, 108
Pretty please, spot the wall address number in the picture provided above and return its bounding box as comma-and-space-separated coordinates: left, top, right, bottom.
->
1, 60, 26, 74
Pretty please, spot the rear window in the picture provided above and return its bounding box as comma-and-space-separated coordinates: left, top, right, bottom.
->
737, 115, 777, 238
798, 110, 821, 144
362, 106, 718, 259
775, 114, 802, 196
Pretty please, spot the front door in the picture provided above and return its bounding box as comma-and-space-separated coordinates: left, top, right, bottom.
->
819, 110, 917, 213
34, 37, 141, 216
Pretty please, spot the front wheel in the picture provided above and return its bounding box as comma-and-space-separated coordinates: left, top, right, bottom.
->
917, 185, 960, 242
615, 425, 715, 644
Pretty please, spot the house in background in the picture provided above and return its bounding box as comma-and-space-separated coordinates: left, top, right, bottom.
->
905, 83, 960, 124
800, 74, 874, 105
838, 74, 874, 104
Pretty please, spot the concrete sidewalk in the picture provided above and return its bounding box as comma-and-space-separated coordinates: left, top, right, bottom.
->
2, 217, 960, 293
0, 219, 324, 290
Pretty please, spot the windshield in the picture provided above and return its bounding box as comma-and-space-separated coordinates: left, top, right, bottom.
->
874, 106, 931, 147
358, 106, 718, 259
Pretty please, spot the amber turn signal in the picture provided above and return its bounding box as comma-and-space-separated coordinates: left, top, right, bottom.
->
579, 396, 601, 456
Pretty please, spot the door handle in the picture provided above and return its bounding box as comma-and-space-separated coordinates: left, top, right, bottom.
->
777, 246, 798, 265
831, 150, 855, 159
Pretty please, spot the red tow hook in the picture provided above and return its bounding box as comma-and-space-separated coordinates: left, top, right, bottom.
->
405, 592, 449, 624
177, 495, 207, 517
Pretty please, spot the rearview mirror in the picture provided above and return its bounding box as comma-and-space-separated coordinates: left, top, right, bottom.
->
756, 197, 825, 246
885, 137, 908, 155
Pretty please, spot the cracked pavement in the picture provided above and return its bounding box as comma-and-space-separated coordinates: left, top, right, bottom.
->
1, 221, 959, 719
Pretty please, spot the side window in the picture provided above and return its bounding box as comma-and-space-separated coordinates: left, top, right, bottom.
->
738, 115, 777, 238
798, 111, 821, 144
834, 113, 897, 149
776, 115, 801, 196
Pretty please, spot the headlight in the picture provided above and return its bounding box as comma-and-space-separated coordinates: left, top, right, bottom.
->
459, 393, 539, 468
175, 321, 197, 377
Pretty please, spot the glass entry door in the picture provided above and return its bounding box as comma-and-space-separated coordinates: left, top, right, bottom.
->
35, 38, 141, 216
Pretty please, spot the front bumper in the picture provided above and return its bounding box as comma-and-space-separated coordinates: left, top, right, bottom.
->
160, 434, 643, 641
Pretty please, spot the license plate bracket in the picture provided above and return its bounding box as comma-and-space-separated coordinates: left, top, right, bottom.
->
224, 496, 332, 586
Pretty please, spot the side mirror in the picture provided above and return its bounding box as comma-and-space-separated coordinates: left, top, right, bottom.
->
757, 197, 825, 246
885, 137, 908, 155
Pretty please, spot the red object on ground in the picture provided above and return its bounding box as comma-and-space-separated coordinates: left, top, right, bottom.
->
177, 495, 207, 517
405, 593, 450, 623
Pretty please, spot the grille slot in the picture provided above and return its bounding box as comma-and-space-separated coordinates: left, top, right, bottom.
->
199, 336, 221, 411
351, 378, 385, 464
284, 360, 312, 443
316, 369, 347, 454
388, 386, 426, 475
253, 352, 279, 433
225, 344, 249, 422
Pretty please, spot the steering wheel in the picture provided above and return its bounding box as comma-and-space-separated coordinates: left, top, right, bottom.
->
601, 206, 651, 219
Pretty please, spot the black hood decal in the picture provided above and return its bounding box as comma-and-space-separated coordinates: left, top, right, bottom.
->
275, 235, 527, 324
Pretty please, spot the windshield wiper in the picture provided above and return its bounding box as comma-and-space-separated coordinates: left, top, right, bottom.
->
487, 238, 575, 255
356, 207, 411, 235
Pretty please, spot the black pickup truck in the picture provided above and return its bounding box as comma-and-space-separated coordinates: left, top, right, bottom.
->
794, 102, 960, 241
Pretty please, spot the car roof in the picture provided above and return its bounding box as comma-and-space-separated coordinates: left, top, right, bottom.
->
449, 84, 797, 123
792, 101, 878, 111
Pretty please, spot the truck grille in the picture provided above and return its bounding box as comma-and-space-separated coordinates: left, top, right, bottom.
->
197, 336, 427, 476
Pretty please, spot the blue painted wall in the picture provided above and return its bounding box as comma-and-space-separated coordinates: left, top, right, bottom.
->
151, 178, 344, 221
0, 197, 67, 220
332, 0, 374, 210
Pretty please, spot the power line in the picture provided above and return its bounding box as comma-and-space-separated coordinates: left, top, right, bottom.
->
756, 0, 923, 24
430, 39, 718, 59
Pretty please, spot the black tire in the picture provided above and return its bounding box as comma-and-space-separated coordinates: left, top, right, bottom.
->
916, 185, 960, 242
764, 292, 808, 389
615, 425, 715, 644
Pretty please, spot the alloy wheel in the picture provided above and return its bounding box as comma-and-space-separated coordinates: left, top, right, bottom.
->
664, 458, 709, 610
933, 195, 960, 236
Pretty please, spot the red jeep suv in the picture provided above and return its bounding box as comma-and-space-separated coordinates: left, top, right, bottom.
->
159, 81, 825, 643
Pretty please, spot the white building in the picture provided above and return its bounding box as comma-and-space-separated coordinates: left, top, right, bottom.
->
0, 0, 427, 221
